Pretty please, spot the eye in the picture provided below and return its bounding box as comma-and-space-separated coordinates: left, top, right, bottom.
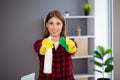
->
49, 22, 53, 25
57, 22, 61, 25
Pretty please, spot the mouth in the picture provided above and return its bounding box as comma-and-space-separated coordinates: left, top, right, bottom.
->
52, 30, 58, 34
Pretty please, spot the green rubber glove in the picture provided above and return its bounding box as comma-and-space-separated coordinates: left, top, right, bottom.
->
59, 36, 68, 51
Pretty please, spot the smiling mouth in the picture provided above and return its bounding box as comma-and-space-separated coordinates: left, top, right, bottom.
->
52, 30, 58, 34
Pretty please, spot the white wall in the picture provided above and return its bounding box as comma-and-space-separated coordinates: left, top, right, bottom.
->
95, 0, 109, 79
113, 0, 120, 80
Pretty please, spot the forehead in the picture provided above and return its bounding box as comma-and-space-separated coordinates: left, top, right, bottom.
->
48, 17, 62, 22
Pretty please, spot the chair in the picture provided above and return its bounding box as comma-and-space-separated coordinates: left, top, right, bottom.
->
21, 73, 35, 80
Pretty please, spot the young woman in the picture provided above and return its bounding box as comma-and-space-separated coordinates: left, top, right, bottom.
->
34, 10, 77, 80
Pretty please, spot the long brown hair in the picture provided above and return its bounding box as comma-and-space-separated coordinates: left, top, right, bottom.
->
43, 10, 67, 38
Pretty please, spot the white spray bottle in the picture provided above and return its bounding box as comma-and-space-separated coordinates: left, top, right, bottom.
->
43, 36, 53, 74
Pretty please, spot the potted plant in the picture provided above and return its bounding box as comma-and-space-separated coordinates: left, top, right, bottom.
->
91, 45, 113, 80
83, 3, 92, 15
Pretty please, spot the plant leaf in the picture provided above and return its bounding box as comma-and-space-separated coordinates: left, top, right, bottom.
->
97, 46, 105, 56
105, 65, 113, 73
93, 60, 103, 67
93, 69, 102, 73
83, 3, 92, 11
105, 57, 113, 65
94, 55, 103, 60
104, 48, 112, 56
92, 50, 103, 58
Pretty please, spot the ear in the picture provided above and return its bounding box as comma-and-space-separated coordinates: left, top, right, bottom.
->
45, 23, 48, 28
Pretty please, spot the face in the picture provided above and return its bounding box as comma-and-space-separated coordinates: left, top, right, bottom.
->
46, 17, 63, 37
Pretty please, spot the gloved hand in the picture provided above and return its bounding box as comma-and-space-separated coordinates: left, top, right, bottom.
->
59, 36, 77, 53
39, 38, 53, 55
59, 36, 68, 51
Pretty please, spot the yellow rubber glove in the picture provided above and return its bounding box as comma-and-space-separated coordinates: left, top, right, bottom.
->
39, 38, 53, 55
59, 36, 77, 53
66, 37, 77, 53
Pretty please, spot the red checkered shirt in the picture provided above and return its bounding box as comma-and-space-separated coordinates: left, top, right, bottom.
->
34, 39, 76, 80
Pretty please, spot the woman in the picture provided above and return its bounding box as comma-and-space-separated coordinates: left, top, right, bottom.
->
34, 10, 77, 80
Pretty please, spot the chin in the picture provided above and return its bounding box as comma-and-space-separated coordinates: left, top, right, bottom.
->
51, 34, 60, 37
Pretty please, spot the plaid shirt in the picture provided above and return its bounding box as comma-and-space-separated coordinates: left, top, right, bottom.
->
34, 39, 76, 80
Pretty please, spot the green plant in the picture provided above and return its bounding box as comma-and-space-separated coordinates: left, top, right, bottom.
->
83, 3, 92, 11
91, 45, 113, 78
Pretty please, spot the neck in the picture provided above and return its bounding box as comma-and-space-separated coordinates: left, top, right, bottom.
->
51, 36, 60, 42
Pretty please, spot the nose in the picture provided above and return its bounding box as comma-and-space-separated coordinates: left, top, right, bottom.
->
53, 24, 58, 29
